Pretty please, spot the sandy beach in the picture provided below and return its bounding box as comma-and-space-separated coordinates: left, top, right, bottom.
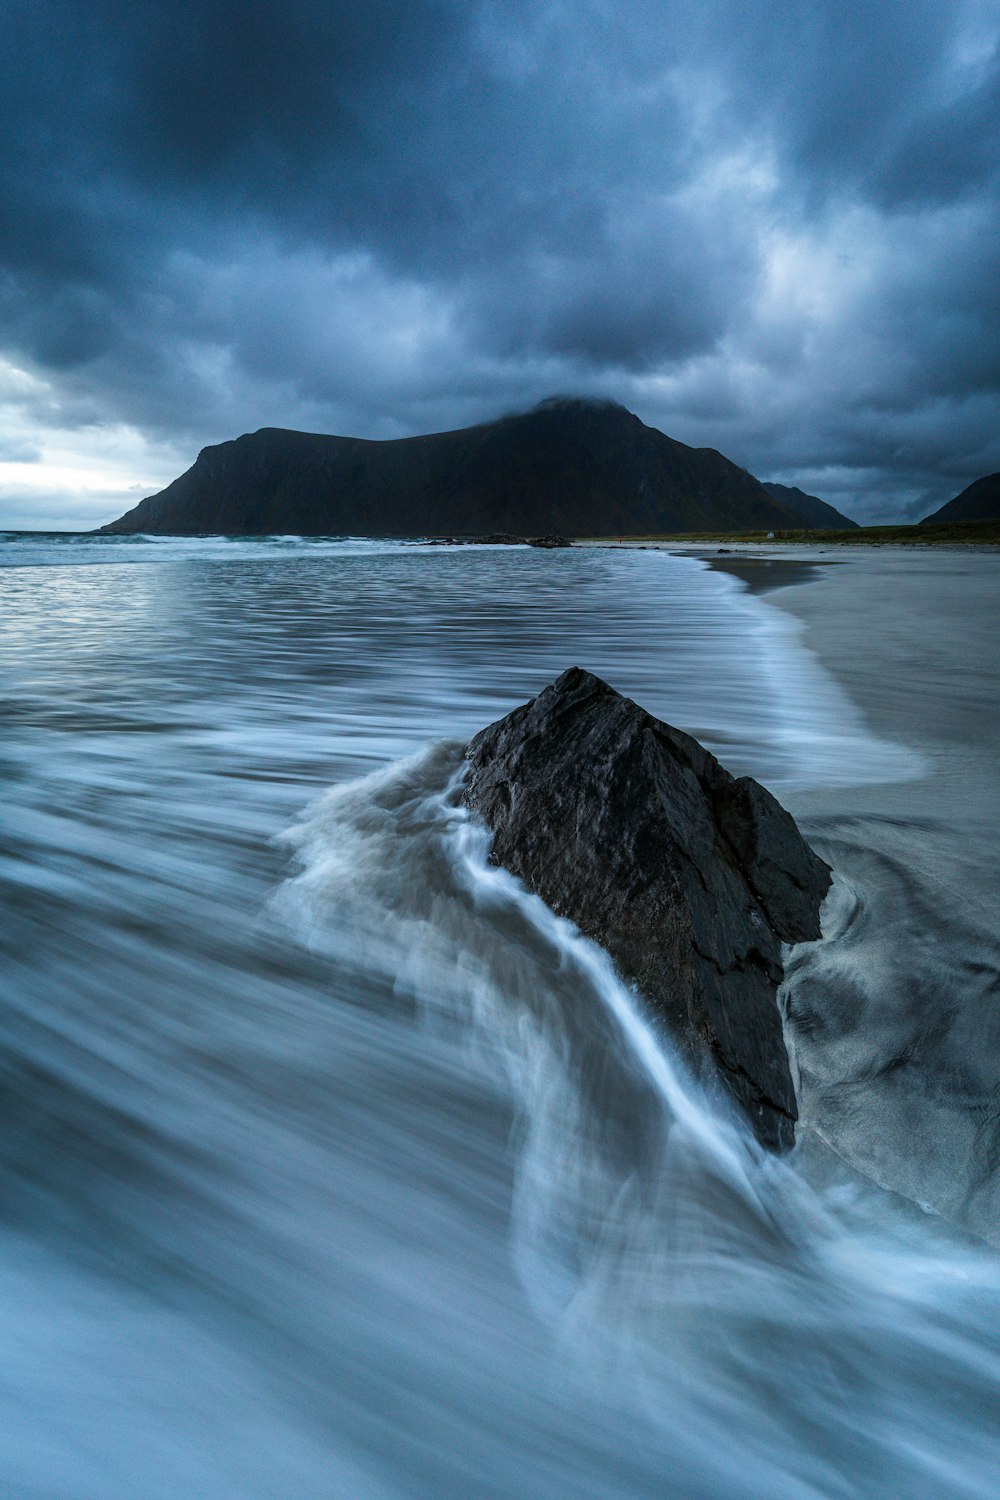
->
737, 547, 1000, 1241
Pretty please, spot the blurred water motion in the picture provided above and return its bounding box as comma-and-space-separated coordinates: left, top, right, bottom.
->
0, 533, 995, 1499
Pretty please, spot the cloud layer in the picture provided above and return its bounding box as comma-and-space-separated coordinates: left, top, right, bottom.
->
2, 0, 998, 526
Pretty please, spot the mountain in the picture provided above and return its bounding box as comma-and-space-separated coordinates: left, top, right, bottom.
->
920, 472, 1000, 525
99, 398, 805, 537
760, 482, 859, 530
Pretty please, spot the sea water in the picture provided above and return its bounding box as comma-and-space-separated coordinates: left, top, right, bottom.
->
0, 533, 996, 1498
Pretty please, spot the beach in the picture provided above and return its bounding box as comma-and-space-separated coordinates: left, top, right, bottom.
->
730, 546, 1000, 1240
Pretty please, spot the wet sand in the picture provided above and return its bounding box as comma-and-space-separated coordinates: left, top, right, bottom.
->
768, 547, 1000, 832
759, 549, 1000, 1240
702, 553, 831, 594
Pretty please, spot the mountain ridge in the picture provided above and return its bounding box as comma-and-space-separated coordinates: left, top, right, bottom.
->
99, 398, 813, 537
760, 481, 859, 530
920, 472, 1000, 525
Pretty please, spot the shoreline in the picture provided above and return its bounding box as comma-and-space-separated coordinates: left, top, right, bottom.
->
583, 519, 1000, 548
760, 544, 1000, 819
732, 544, 1000, 1240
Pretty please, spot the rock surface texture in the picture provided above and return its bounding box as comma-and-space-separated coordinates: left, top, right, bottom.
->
463, 668, 831, 1151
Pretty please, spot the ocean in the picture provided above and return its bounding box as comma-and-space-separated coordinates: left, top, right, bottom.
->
1, 532, 997, 1498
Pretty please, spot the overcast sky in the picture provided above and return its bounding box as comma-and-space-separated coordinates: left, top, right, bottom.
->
2, 0, 998, 528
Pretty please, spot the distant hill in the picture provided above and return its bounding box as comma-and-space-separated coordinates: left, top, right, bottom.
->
99, 398, 806, 537
760, 482, 859, 530
920, 472, 1000, 525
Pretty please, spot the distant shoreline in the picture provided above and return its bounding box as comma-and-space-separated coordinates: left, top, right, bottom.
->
578, 516, 1000, 546
3, 521, 998, 548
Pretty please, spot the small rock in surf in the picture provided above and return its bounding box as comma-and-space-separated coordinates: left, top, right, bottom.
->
463, 667, 831, 1151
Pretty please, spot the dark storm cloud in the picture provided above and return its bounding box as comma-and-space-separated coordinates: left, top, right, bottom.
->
1, 0, 998, 525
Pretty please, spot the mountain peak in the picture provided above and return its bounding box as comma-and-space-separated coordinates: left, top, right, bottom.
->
530, 394, 633, 417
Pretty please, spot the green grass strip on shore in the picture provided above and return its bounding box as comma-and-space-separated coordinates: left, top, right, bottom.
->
577, 518, 1000, 545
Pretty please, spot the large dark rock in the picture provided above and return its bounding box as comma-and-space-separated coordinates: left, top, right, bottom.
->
463, 668, 831, 1151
